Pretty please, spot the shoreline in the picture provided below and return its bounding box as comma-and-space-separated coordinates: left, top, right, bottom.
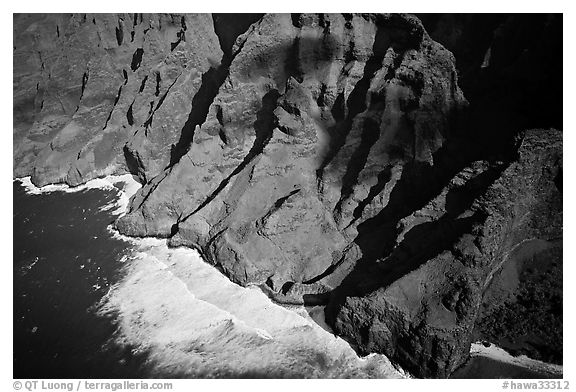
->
452, 343, 563, 379
14, 174, 562, 379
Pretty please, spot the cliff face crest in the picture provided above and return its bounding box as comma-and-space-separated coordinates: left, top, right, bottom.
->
13, 13, 562, 378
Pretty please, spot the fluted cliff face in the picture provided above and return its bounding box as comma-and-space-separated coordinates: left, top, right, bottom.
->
14, 13, 225, 185
115, 13, 467, 293
13, 13, 562, 378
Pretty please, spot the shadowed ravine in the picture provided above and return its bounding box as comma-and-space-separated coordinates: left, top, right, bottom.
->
13, 13, 562, 379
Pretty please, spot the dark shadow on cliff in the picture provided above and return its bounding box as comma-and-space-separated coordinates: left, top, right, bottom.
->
167, 28, 343, 171
167, 14, 264, 169
180, 89, 280, 222
313, 14, 563, 319
303, 130, 517, 310
420, 14, 563, 137
315, 17, 423, 193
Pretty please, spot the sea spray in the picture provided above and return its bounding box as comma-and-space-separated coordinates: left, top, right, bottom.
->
15, 175, 406, 378
17, 174, 141, 216
102, 224, 406, 378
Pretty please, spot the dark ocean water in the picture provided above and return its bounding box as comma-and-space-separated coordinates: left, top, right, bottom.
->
13, 180, 147, 378
13, 180, 560, 380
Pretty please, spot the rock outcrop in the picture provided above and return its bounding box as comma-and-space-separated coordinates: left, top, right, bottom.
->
14, 13, 240, 186
13, 13, 562, 378
325, 129, 562, 377
115, 13, 467, 294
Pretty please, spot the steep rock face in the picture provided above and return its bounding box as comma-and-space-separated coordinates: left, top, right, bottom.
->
419, 14, 562, 138
13, 14, 562, 379
325, 129, 562, 378
14, 13, 223, 186
115, 13, 467, 295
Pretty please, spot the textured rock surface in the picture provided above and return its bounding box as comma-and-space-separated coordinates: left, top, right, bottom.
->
325, 129, 562, 377
115, 13, 467, 294
14, 13, 224, 186
13, 13, 562, 378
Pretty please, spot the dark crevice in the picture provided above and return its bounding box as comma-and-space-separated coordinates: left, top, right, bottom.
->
154, 72, 161, 96
215, 105, 228, 144
319, 14, 328, 29
281, 282, 295, 295
56, 25, 60, 38
211, 14, 264, 58
130, 48, 144, 71
122, 146, 147, 184
256, 188, 301, 231
167, 15, 261, 169
284, 37, 302, 83
291, 14, 302, 28
351, 166, 393, 222
181, 89, 280, 221
171, 29, 186, 51
102, 85, 122, 130
352, 151, 468, 263
130, 31, 135, 42
325, 154, 510, 318
343, 13, 354, 29
144, 76, 180, 135
75, 71, 89, 112
333, 117, 382, 219
79, 71, 89, 102
316, 25, 390, 189
127, 102, 134, 126
134, 172, 169, 211
138, 75, 148, 93
302, 245, 352, 285
122, 69, 128, 85
317, 83, 327, 107
169, 210, 186, 237
331, 212, 484, 305
115, 20, 124, 46
218, 129, 227, 145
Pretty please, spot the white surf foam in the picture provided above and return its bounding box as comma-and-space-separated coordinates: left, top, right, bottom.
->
468, 343, 563, 376
16, 174, 141, 217
99, 226, 407, 378
16, 174, 405, 378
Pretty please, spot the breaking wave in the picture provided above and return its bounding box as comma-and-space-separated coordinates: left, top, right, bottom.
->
16, 174, 405, 378
100, 228, 406, 378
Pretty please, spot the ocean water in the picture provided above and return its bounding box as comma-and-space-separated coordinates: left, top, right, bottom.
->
13, 177, 147, 378
12, 176, 405, 379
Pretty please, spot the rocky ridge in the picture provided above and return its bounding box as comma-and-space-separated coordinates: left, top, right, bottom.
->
13, 13, 562, 378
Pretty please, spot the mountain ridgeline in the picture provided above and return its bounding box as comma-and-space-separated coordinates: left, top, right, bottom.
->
13, 13, 562, 378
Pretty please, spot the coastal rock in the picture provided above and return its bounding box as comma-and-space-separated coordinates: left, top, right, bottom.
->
116, 13, 467, 294
14, 13, 223, 186
325, 129, 562, 378
13, 13, 562, 378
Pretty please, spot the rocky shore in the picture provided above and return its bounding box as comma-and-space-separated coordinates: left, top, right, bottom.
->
13, 13, 562, 378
